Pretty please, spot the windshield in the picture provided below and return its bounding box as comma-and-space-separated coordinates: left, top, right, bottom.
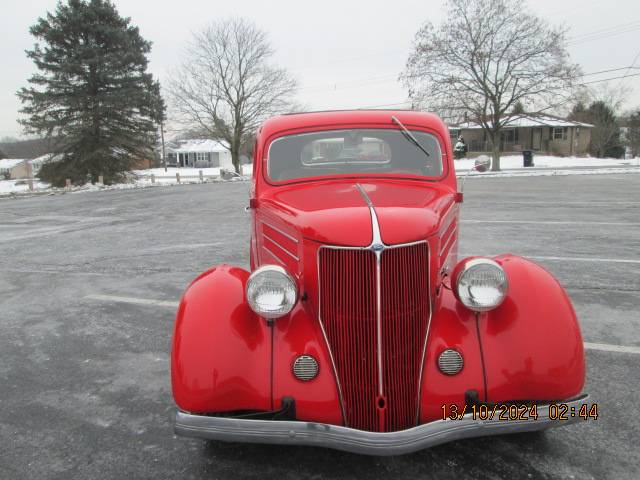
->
267, 128, 443, 182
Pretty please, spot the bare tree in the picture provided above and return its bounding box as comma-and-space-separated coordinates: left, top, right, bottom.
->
168, 17, 297, 173
402, 0, 579, 170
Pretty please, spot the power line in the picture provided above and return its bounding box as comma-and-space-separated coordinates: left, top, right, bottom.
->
619, 48, 640, 89
568, 20, 640, 41
287, 20, 640, 76
567, 22, 640, 46
578, 72, 640, 86
298, 66, 640, 96
345, 72, 640, 111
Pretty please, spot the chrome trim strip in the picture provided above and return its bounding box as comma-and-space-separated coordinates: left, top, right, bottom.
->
375, 249, 383, 396
439, 204, 457, 239
262, 246, 285, 266
261, 220, 299, 244
439, 225, 458, 258
175, 394, 589, 456
441, 200, 456, 222
355, 183, 374, 208
263, 233, 300, 261
415, 245, 433, 425
356, 183, 384, 395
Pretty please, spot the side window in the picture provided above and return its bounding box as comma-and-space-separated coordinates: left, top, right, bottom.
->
552, 127, 568, 140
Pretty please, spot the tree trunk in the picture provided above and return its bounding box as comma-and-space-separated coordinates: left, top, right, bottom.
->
490, 134, 501, 171
231, 147, 240, 174
491, 146, 501, 171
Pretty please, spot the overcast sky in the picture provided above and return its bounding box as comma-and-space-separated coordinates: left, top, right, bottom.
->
1, 0, 639, 139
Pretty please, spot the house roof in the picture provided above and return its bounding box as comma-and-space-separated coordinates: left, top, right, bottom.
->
0, 158, 25, 170
30, 153, 60, 167
166, 139, 229, 154
453, 114, 594, 130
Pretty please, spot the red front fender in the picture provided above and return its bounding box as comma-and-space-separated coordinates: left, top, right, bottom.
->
171, 265, 271, 413
480, 255, 585, 402
419, 254, 585, 422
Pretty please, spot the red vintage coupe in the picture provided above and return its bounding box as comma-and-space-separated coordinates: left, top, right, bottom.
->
171, 110, 587, 455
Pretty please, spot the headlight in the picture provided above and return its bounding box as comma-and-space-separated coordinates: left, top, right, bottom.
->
246, 265, 298, 318
454, 258, 508, 312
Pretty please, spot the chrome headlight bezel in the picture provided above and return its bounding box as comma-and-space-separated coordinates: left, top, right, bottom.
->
246, 265, 298, 319
453, 257, 508, 312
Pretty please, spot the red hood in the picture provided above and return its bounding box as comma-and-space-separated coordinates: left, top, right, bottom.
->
259, 180, 456, 247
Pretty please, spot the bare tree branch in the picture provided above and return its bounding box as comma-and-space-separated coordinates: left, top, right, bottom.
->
167, 17, 298, 172
401, 0, 580, 170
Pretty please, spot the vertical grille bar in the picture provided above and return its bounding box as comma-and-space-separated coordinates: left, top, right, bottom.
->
319, 242, 430, 432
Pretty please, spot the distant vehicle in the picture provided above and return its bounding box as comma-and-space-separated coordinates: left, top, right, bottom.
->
171, 110, 587, 455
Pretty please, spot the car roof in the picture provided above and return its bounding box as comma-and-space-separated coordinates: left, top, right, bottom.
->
258, 110, 449, 141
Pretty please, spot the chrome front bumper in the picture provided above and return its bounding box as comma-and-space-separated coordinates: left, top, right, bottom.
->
175, 394, 588, 456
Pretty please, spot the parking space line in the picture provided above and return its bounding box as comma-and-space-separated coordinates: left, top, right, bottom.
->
525, 255, 640, 265
584, 343, 640, 355
460, 253, 640, 265
462, 220, 640, 226
478, 201, 640, 206
85, 294, 179, 308
86, 294, 640, 355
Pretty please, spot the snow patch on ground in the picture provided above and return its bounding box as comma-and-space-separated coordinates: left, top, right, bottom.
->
459, 167, 640, 179
454, 155, 637, 171
0, 180, 50, 194
2, 158, 638, 198
133, 164, 252, 182
0, 165, 254, 197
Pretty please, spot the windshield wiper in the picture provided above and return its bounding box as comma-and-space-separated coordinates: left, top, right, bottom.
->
391, 116, 430, 157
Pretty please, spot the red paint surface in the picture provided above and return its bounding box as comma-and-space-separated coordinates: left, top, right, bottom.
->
481, 255, 586, 402
171, 266, 271, 413
172, 110, 585, 431
419, 288, 485, 422
271, 304, 343, 425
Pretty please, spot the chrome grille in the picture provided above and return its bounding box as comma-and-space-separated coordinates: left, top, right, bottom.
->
318, 242, 430, 432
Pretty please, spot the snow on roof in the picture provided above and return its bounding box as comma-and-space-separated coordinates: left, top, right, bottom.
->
166, 139, 229, 153
453, 114, 594, 130
0, 159, 26, 170
30, 153, 61, 167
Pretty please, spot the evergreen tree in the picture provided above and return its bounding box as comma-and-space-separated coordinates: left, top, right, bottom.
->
627, 110, 640, 158
511, 101, 526, 115
17, 0, 164, 185
570, 101, 623, 158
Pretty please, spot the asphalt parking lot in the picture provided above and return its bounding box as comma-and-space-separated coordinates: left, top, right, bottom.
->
1, 173, 639, 479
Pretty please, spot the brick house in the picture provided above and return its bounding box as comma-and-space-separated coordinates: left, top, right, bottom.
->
450, 114, 593, 156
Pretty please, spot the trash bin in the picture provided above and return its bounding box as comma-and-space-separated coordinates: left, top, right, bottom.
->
523, 150, 534, 167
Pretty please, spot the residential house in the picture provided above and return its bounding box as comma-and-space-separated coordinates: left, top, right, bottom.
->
165, 139, 233, 168
0, 159, 30, 179
450, 114, 593, 156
